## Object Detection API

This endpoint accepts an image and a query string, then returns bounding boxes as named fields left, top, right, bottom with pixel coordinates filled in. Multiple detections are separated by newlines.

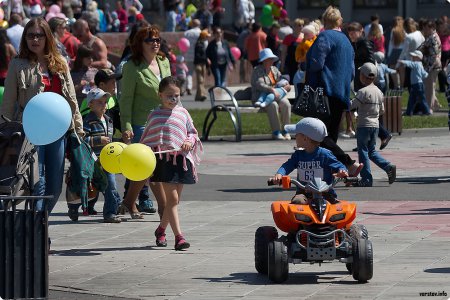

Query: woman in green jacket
left=119, top=25, right=171, bottom=217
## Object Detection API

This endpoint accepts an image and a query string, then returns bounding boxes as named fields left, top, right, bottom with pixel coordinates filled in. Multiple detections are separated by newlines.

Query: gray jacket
left=250, top=64, right=284, bottom=103
left=0, top=58, right=84, bottom=136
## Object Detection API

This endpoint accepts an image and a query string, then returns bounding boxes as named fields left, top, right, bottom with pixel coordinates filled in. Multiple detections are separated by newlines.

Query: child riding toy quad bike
left=255, top=175, right=373, bottom=283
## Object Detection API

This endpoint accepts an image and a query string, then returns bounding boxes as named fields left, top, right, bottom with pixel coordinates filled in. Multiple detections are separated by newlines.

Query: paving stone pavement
left=43, top=127, right=450, bottom=300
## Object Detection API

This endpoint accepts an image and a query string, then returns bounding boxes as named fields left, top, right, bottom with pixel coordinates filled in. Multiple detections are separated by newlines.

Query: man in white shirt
left=183, top=19, right=202, bottom=95
left=6, top=14, right=24, bottom=53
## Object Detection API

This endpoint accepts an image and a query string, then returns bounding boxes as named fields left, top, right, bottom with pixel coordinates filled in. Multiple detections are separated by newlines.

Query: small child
left=80, top=69, right=121, bottom=135
left=397, top=50, right=430, bottom=116
left=373, top=51, right=397, bottom=94
left=350, top=62, right=396, bottom=187
left=295, top=24, right=317, bottom=69
left=83, top=88, right=123, bottom=223
left=269, top=118, right=348, bottom=204
left=110, top=11, right=120, bottom=32
left=176, top=55, right=189, bottom=95
left=140, top=76, right=203, bottom=250
left=254, top=75, right=291, bottom=108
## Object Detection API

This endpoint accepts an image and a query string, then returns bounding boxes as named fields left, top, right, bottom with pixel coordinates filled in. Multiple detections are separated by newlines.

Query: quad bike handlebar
left=268, top=176, right=359, bottom=193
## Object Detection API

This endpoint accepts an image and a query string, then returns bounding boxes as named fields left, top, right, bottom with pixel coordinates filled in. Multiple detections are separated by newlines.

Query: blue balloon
left=23, top=92, right=72, bottom=145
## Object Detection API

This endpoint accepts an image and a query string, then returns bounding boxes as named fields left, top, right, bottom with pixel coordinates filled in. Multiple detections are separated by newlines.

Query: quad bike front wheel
left=346, top=224, right=369, bottom=274
left=255, top=226, right=278, bottom=274
left=268, top=240, right=289, bottom=283
left=352, top=238, right=373, bottom=283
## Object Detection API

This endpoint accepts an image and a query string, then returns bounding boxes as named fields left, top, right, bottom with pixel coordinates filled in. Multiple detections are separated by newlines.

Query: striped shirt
left=140, top=106, right=203, bottom=178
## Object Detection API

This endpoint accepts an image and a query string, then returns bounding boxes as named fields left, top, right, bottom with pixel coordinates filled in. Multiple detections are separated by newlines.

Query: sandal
left=174, top=235, right=190, bottom=251
left=120, top=203, right=144, bottom=219
left=155, top=228, right=167, bottom=247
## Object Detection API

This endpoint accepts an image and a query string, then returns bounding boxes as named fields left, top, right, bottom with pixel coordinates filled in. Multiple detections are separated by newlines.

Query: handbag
left=292, top=85, right=331, bottom=120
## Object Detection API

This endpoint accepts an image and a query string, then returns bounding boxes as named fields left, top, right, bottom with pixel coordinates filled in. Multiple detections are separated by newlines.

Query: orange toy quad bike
left=255, top=176, right=373, bottom=283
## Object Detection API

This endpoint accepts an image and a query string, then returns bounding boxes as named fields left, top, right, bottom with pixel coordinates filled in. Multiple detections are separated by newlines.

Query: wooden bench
left=201, top=86, right=296, bottom=142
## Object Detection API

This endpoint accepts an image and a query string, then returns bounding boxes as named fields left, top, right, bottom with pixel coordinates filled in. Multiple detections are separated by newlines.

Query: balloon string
left=153, top=148, right=182, bottom=154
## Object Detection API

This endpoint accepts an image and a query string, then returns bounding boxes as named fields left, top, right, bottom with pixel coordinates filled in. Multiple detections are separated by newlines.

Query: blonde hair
left=293, top=18, right=305, bottom=27
left=19, top=17, right=68, bottom=74
left=322, top=6, right=342, bottom=29
left=368, top=22, right=382, bottom=39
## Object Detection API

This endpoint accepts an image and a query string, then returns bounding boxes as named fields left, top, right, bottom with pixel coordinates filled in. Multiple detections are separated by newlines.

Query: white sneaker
left=272, top=133, right=285, bottom=140
left=347, top=130, right=356, bottom=138
left=260, top=102, right=267, bottom=108
left=339, top=132, right=350, bottom=139
left=254, top=101, right=262, bottom=107
left=283, top=133, right=291, bottom=140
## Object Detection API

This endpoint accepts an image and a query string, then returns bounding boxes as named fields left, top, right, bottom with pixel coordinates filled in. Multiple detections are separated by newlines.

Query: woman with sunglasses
left=0, top=17, right=84, bottom=214
left=119, top=25, right=171, bottom=218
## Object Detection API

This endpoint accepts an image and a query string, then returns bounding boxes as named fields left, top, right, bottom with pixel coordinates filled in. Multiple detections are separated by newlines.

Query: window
left=297, top=0, right=340, bottom=9
left=353, top=0, right=397, bottom=8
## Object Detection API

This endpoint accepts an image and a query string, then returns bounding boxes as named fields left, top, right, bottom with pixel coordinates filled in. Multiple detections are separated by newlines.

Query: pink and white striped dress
left=140, top=106, right=203, bottom=180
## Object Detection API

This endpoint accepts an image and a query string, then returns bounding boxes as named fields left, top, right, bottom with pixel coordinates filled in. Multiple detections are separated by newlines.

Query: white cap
left=284, top=118, right=328, bottom=142
left=86, top=88, right=111, bottom=104
left=410, top=50, right=423, bottom=60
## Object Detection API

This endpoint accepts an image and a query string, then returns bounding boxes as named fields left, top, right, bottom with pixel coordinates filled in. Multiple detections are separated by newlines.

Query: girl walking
left=140, top=76, right=203, bottom=250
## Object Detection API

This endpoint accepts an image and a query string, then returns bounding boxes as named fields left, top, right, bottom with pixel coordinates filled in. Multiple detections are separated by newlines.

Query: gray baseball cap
left=86, top=88, right=111, bottom=105
left=284, top=117, right=328, bottom=142
left=359, top=62, right=378, bottom=78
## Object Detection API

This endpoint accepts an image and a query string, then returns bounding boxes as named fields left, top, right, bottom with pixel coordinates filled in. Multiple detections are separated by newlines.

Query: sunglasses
left=26, top=33, right=46, bottom=40
left=144, top=37, right=161, bottom=44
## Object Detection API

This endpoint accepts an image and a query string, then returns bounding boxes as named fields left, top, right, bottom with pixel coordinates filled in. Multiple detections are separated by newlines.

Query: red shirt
left=282, top=34, right=302, bottom=47
left=42, top=74, right=62, bottom=94
left=61, top=31, right=80, bottom=60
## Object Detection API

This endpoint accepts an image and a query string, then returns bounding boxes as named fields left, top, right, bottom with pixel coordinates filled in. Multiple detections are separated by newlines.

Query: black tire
left=352, top=238, right=374, bottom=283
left=346, top=224, right=369, bottom=274
left=349, top=224, right=369, bottom=240
left=268, top=240, right=289, bottom=283
left=255, top=226, right=278, bottom=274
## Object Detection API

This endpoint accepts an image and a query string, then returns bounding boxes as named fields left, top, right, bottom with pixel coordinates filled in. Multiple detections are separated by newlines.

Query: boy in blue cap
left=269, top=117, right=348, bottom=204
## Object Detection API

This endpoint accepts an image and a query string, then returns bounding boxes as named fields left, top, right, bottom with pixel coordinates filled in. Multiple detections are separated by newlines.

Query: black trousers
left=320, top=97, right=355, bottom=167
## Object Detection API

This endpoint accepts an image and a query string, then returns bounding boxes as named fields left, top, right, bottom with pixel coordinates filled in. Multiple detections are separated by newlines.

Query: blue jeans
left=356, top=127, right=392, bottom=186
left=405, top=83, right=430, bottom=115
left=211, top=64, right=227, bottom=87
left=123, top=125, right=151, bottom=205
left=103, top=171, right=121, bottom=218
left=257, top=87, right=287, bottom=106
left=35, top=135, right=66, bottom=213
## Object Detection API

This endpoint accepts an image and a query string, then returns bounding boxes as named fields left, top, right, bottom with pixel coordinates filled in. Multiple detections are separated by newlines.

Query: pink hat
left=273, top=0, right=283, bottom=7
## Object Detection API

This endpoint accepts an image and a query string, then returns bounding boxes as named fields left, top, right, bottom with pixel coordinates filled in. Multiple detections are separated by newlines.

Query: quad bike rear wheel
left=346, top=224, right=369, bottom=274
left=255, top=226, right=278, bottom=274
left=268, top=240, right=289, bottom=283
left=352, top=238, right=373, bottom=283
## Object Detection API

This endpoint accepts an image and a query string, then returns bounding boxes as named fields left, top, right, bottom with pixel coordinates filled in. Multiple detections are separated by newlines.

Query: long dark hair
left=0, top=29, right=9, bottom=70
left=72, top=45, right=93, bottom=72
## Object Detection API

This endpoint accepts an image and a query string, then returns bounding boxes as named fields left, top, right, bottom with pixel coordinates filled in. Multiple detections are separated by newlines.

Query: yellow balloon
left=119, top=143, right=156, bottom=181
left=99, top=142, right=127, bottom=174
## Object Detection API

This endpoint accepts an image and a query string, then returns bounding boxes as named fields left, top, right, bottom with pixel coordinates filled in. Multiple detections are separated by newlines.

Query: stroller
left=0, top=117, right=39, bottom=202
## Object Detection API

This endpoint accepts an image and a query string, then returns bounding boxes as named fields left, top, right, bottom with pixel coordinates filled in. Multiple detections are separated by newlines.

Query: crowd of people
left=0, top=0, right=449, bottom=250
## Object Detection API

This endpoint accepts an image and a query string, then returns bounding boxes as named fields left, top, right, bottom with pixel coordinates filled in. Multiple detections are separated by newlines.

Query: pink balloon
left=177, top=38, right=190, bottom=53
left=230, top=47, right=241, bottom=60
